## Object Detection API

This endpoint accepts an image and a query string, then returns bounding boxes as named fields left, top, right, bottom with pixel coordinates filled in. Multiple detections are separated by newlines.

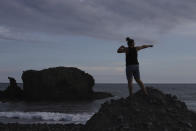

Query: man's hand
left=120, top=45, right=125, bottom=49
left=117, top=45, right=126, bottom=53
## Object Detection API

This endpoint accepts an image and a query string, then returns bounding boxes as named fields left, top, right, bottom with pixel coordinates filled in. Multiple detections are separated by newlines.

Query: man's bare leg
left=128, top=78, right=133, bottom=96
left=135, top=79, right=148, bottom=95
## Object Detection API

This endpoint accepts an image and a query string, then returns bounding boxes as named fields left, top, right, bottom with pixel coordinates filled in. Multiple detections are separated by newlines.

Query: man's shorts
left=126, top=65, right=140, bottom=80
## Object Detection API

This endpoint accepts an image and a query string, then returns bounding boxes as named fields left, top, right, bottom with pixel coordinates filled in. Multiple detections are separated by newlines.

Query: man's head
left=126, top=37, right=135, bottom=47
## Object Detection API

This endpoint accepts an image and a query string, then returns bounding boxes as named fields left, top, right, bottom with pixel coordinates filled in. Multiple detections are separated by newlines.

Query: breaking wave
left=0, top=111, right=94, bottom=124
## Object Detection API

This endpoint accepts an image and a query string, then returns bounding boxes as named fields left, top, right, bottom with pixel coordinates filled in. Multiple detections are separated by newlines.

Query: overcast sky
left=1, top=0, right=196, bottom=83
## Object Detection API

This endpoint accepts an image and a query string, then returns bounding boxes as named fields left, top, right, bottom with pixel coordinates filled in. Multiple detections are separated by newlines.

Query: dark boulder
left=0, top=77, right=23, bottom=100
left=84, top=87, right=196, bottom=131
left=22, top=67, right=112, bottom=100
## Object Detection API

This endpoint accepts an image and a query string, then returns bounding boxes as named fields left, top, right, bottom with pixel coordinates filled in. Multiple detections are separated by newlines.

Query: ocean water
left=0, top=83, right=195, bottom=124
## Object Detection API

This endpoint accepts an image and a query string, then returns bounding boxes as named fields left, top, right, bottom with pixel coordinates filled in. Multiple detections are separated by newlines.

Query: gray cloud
left=0, top=0, right=196, bottom=42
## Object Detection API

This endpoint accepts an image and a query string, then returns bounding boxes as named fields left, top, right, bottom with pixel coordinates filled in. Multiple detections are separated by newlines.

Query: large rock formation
left=22, top=67, right=112, bottom=100
left=84, top=87, right=196, bottom=131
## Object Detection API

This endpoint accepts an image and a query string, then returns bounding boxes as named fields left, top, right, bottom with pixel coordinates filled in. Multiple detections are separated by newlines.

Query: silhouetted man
left=117, top=37, right=153, bottom=96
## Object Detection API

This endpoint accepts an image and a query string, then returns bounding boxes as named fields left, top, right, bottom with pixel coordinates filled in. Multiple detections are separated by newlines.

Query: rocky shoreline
left=0, top=87, right=195, bottom=131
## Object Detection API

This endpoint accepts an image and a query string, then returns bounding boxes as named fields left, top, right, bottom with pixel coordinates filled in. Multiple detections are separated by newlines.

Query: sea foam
left=0, top=111, right=94, bottom=124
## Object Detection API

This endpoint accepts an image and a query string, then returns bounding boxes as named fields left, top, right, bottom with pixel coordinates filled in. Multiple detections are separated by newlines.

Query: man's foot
left=129, top=91, right=133, bottom=97
left=127, top=94, right=134, bottom=100
left=144, top=90, right=148, bottom=96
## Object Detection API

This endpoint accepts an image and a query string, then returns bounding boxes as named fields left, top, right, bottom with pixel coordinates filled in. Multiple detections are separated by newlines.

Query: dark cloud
left=0, top=0, right=196, bottom=42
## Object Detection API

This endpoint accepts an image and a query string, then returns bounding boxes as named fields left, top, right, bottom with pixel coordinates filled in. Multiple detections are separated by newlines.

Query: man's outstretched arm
left=136, top=45, right=153, bottom=51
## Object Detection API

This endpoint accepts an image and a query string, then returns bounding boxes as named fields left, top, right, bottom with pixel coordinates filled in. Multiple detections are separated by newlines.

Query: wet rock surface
left=84, top=87, right=196, bottom=131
